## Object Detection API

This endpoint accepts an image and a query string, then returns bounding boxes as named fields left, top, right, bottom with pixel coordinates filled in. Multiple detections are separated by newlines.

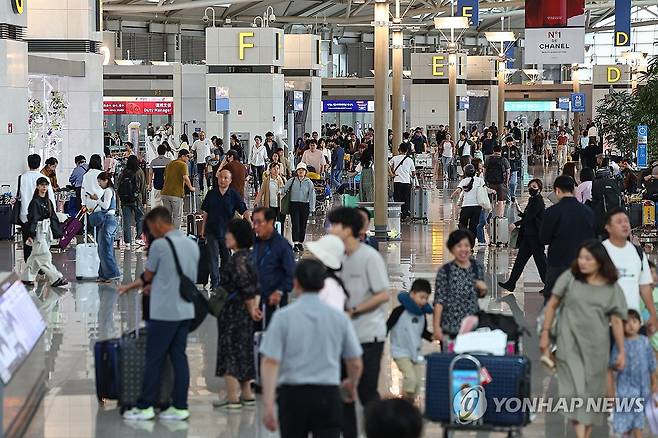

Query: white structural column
left=0, top=3, right=28, bottom=187
left=391, top=29, right=403, bottom=155
left=448, top=52, right=457, bottom=139
left=373, top=0, right=389, bottom=238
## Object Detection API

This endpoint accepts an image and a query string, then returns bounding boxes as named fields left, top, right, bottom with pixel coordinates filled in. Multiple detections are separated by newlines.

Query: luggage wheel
left=76, top=276, right=82, bottom=280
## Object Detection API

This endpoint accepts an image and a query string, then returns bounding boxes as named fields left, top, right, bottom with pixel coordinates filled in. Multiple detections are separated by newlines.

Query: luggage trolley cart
left=414, top=153, right=434, bottom=188
left=426, top=352, right=530, bottom=438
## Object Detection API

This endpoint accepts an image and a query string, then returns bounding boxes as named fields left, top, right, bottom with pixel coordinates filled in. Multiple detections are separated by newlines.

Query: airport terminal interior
left=3, top=0, right=658, bottom=437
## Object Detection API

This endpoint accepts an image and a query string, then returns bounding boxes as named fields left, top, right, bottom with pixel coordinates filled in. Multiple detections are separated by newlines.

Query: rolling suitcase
left=425, top=352, right=531, bottom=426
left=447, top=158, right=459, bottom=181
left=411, top=186, right=429, bottom=223
left=490, top=216, right=509, bottom=247
left=75, top=214, right=100, bottom=280
left=118, top=327, right=174, bottom=413
left=197, top=238, right=210, bottom=286
left=253, top=303, right=268, bottom=386
left=0, top=204, right=13, bottom=240
left=186, top=193, right=204, bottom=237
left=59, top=209, right=84, bottom=249
left=628, top=203, right=642, bottom=228
left=94, top=338, right=120, bottom=403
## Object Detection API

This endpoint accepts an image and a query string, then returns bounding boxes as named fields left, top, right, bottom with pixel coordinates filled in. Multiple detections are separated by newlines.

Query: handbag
left=280, top=179, right=293, bottom=216
left=208, top=286, right=237, bottom=318
left=164, top=237, right=209, bottom=332
left=476, top=183, right=491, bottom=210
left=11, top=175, right=21, bottom=225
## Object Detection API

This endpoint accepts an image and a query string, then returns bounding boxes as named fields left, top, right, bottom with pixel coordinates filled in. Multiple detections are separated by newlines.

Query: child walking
left=609, top=309, right=657, bottom=438
left=386, top=279, right=433, bottom=402
left=22, top=177, right=68, bottom=287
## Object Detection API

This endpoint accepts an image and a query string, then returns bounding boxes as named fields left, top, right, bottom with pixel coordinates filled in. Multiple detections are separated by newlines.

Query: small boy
left=386, top=279, right=433, bottom=402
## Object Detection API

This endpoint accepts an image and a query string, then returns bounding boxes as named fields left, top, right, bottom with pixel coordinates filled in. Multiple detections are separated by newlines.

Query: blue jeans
left=98, top=214, right=121, bottom=280
left=507, top=171, right=518, bottom=202
left=476, top=209, right=487, bottom=243
left=331, top=168, right=343, bottom=189
left=138, top=319, right=190, bottom=410
left=121, top=204, right=144, bottom=243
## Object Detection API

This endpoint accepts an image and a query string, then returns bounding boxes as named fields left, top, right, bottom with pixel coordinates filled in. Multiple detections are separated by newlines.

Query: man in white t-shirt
left=191, top=131, right=212, bottom=192
left=388, top=142, right=416, bottom=220
left=603, top=208, right=657, bottom=333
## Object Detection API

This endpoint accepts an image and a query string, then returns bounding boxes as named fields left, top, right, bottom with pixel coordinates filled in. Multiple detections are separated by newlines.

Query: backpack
left=591, top=177, right=622, bottom=214
left=118, top=170, right=139, bottom=204
left=485, top=156, right=505, bottom=185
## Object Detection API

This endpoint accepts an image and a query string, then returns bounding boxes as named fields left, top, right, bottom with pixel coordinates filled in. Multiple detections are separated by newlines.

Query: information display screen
left=322, top=100, right=374, bottom=113
left=293, top=91, right=304, bottom=112
left=0, top=279, right=46, bottom=384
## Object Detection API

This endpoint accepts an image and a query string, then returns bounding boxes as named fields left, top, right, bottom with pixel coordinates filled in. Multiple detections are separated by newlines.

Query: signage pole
left=223, top=111, right=230, bottom=148
left=573, top=68, right=581, bottom=148
left=373, top=1, right=390, bottom=240
left=392, top=28, right=403, bottom=156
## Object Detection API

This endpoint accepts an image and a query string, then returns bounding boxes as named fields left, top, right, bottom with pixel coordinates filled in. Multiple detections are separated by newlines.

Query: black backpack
left=592, top=177, right=622, bottom=213
left=118, top=170, right=139, bottom=204
left=485, top=157, right=505, bottom=185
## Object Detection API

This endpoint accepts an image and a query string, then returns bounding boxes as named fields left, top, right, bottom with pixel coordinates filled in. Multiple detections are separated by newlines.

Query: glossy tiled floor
left=13, top=164, right=613, bottom=437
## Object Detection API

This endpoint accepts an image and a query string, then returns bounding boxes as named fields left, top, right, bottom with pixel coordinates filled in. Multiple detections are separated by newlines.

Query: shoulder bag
left=11, top=175, right=22, bottom=225
left=280, top=178, right=294, bottom=216
left=475, top=179, right=491, bottom=210
left=164, top=237, right=209, bottom=332
left=208, top=286, right=237, bottom=318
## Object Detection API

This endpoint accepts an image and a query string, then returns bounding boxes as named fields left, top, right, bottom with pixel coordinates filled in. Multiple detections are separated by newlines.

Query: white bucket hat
left=306, top=235, right=345, bottom=270
left=295, top=162, right=308, bottom=172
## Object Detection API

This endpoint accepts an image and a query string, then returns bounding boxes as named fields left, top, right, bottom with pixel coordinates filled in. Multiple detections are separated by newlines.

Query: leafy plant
left=594, top=90, right=636, bottom=158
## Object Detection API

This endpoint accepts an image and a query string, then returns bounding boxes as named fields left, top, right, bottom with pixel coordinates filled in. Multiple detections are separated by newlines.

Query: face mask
left=529, top=187, right=539, bottom=196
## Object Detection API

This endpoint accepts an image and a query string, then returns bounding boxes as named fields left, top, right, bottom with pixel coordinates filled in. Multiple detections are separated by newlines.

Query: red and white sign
left=103, top=100, right=174, bottom=115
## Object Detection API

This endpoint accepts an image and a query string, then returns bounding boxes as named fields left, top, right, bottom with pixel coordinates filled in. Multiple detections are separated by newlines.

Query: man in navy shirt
left=201, top=169, right=250, bottom=290
left=252, top=207, right=295, bottom=328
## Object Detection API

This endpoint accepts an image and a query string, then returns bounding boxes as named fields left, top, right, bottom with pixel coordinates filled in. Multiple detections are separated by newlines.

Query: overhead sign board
left=615, top=0, right=631, bottom=47
left=457, top=0, right=479, bottom=27
left=293, top=91, right=304, bottom=112
left=322, top=100, right=374, bottom=113
left=104, top=98, right=174, bottom=115
left=524, top=0, right=585, bottom=64
left=558, top=97, right=570, bottom=110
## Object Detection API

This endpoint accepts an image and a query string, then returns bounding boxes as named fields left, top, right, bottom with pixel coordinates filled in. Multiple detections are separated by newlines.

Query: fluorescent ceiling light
left=146, top=0, right=159, bottom=3
left=213, top=3, right=231, bottom=7
left=434, top=16, right=469, bottom=30
left=484, top=31, right=516, bottom=42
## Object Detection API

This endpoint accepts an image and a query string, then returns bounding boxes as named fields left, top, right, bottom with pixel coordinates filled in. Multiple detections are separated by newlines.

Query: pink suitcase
left=59, top=210, right=84, bottom=249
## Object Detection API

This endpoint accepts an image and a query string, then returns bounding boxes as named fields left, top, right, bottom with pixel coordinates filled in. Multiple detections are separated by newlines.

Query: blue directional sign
left=571, top=93, right=586, bottom=113
left=638, top=124, right=648, bottom=168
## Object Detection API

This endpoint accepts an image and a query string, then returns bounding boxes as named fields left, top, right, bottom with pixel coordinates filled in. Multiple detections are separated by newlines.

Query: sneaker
left=240, top=398, right=256, bottom=407
left=213, top=399, right=242, bottom=410
left=123, top=407, right=155, bottom=421
left=51, top=278, right=68, bottom=288
left=296, top=243, right=305, bottom=252
left=158, top=406, right=190, bottom=421
left=135, top=239, right=146, bottom=247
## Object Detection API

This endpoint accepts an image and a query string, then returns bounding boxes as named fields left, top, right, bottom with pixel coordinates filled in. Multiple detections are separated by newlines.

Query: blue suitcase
left=94, top=339, right=120, bottom=403
left=425, top=353, right=531, bottom=426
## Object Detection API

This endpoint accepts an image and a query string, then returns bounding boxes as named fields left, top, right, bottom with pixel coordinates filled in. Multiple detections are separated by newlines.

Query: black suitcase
left=94, top=339, right=120, bottom=403
left=448, top=159, right=459, bottom=181
left=197, top=239, right=210, bottom=286
left=0, top=204, right=14, bottom=240
left=118, top=327, right=174, bottom=413
left=628, top=203, right=642, bottom=228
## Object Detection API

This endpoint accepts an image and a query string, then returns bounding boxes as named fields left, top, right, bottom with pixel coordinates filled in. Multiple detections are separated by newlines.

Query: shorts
left=489, top=183, right=508, bottom=201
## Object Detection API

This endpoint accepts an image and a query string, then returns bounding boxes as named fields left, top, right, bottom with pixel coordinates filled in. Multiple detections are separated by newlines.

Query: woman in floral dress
left=214, top=219, right=262, bottom=410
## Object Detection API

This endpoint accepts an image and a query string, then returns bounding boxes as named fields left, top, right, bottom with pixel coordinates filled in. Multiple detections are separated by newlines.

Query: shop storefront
left=103, top=97, right=174, bottom=149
